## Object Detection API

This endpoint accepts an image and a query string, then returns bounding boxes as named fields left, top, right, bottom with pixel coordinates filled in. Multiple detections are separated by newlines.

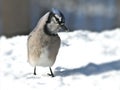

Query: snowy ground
left=0, top=28, right=120, bottom=90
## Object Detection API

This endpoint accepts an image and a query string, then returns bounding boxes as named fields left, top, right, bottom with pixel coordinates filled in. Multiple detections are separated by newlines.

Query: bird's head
left=45, top=8, right=68, bottom=35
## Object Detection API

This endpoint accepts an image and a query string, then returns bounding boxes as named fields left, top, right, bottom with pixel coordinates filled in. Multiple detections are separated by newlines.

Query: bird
left=27, top=8, right=68, bottom=77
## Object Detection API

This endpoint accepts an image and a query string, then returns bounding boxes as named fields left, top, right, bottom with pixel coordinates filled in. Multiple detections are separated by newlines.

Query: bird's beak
left=60, top=24, right=69, bottom=32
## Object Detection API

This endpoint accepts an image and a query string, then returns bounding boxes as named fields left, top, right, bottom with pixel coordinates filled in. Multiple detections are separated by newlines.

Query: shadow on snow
left=55, top=59, right=120, bottom=77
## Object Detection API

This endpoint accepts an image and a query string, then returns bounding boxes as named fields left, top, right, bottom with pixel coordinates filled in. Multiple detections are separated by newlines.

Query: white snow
left=0, top=28, right=120, bottom=90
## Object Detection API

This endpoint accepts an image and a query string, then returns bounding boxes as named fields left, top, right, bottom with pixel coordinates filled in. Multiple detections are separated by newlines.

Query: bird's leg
left=48, top=67, right=54, bottom=77
left=34, top=66, right=36, bottom=75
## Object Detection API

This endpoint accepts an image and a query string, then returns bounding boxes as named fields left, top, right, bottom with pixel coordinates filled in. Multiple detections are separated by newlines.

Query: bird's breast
left=37, top=46, right=54, bottom=67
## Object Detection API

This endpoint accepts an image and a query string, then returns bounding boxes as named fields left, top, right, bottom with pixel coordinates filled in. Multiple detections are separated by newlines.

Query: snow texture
left=0, top=28, right=120, bottom=90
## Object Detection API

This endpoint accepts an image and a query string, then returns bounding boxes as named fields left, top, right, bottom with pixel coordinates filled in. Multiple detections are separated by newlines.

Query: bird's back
left=27, top=12, right=61, bottom=67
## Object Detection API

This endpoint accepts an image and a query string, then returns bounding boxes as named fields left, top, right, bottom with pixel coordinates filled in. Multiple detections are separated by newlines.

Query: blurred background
left=0, top=0, right=120, bottom=37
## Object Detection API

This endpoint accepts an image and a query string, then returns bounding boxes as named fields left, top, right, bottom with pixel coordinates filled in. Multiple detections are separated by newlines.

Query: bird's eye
left=53, top=15, right=62, bottom=25
left=54, top=16, right=59, bottom=22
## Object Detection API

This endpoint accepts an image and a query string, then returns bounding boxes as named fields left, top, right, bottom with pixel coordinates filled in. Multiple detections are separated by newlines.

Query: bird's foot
left=47, top=73, right=54, bottom=77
